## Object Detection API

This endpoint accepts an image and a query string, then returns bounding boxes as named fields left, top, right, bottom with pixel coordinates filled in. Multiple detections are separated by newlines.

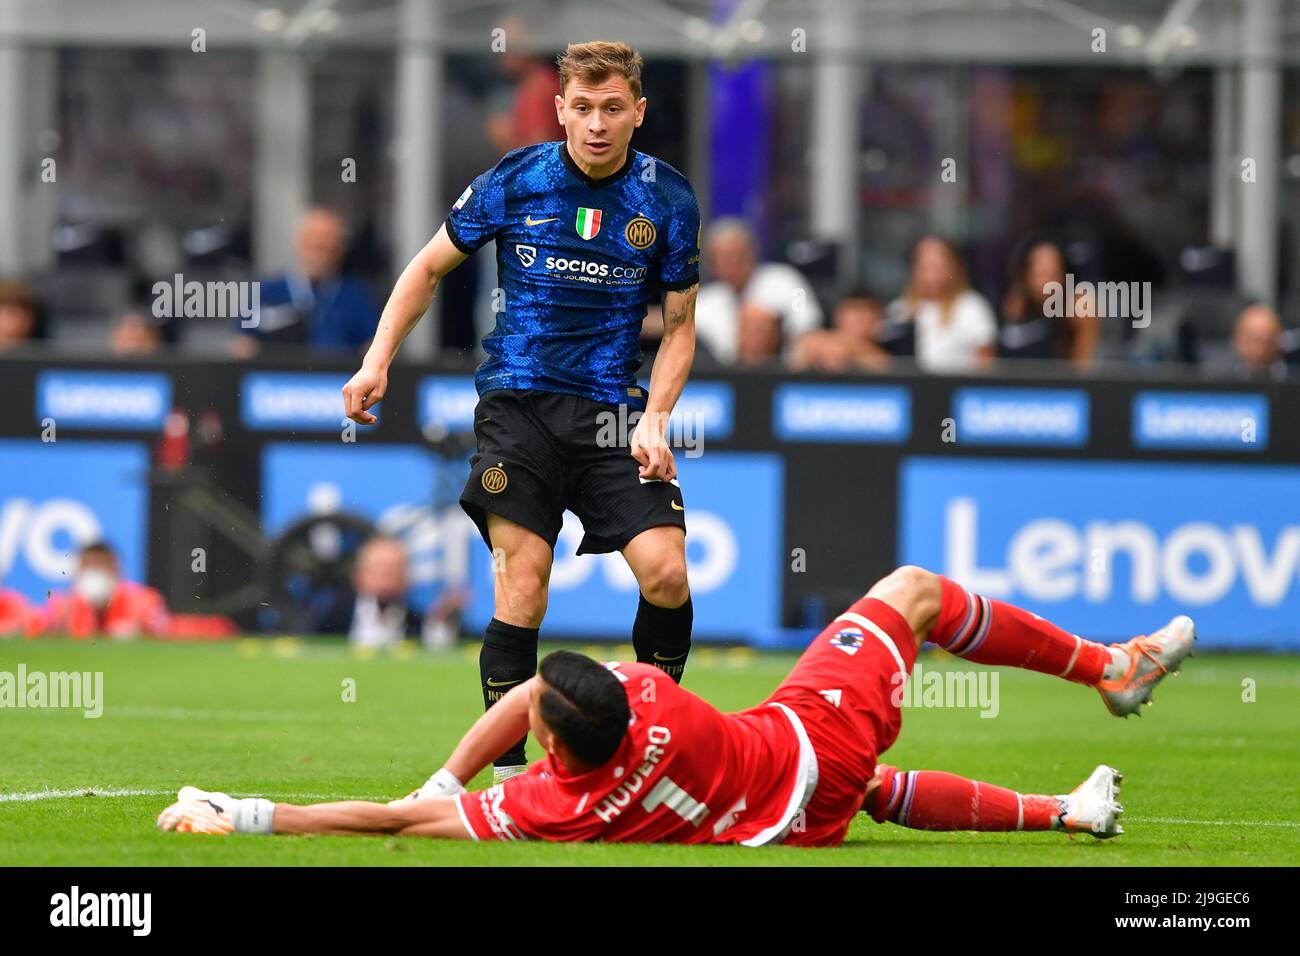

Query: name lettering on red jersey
left=593, top=737, right=668, bottom=824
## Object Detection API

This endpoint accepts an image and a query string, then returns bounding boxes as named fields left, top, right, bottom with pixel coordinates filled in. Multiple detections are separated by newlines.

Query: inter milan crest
left=830, top=626, right=864, bottom=656
left=624, top=216, right=656, bottom=250
left=575, top=207, right=602, bottom=240
left=481, top=463, right=508, bottom=494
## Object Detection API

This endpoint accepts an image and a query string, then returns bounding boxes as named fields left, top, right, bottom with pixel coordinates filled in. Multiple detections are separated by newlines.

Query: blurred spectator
left=233, top=208, right=380, bottom=357
left=311, top=535, right=465, bottom=650
left=109, top=310, right=164, bottom=356
left=999, top=239, right=1098, bottom=370
left=0, top=585, right=41, bottom=638
left=312, top=536, right=417, bottom=647
left=639, top=303, right=719, bottom=369
left=696, top=218, right=823, bottom=364
left=488, top=17, right=562, bottom=152
left=735, top=302, right=783, bottom=366
left=892, top=235, right=996, bottom=373
left=43, top=541, right=170, bottom=639
left=790, top=288, right=891, bottom=374
left=1218, top=304, right=1289, bottom=381
left=0, top=280, right=45, bottom=352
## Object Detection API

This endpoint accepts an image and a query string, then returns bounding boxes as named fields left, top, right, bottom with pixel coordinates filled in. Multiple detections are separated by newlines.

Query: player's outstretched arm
left=343, top=225, right=468, bottom=424
left=271, top=796, right=471, bottom=839
left=157, top=787, right=472, bottom=839
left=394, top=676, right=537, bottom=803
left=632, top=283, right=697, bottom=481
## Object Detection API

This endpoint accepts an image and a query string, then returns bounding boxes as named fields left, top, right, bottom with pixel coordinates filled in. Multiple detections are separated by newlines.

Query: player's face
left=529, top=678, right=591, bottom=773
left=555, top=75, right=645, bottom=175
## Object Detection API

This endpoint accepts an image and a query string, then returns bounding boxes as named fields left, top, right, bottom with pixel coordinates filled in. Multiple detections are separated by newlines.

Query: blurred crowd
left=6, top=31, right=1294, bottom=382
left=654, top=222, right=1300, bottom=381
left=3, top=209, right=1298, bottom=382
left=0, top=536, right=464, bottom=648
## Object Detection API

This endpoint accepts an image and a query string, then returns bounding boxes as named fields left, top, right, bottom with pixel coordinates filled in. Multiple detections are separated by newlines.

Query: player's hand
left=342, top=365, right=387, bottom=425
left=630, top=411, right=676, bottom=482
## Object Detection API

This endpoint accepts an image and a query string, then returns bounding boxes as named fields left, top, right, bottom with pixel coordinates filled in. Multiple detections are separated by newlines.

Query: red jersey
left=42, top=581, right=170, bottom=639
left=0, top=589, right=42, bottom=637
left=457, top=662, right=816, bottom=845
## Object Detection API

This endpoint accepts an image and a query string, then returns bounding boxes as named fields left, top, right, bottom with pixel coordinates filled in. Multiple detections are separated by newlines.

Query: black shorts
left=459, top=389, right=687, bottom=555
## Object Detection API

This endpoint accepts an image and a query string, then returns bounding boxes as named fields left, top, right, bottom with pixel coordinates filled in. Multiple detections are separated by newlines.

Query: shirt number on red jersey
left=642, top=776, right=709, bottom=827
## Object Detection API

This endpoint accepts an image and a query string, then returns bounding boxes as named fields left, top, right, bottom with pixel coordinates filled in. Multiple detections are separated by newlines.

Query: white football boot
left=1057, top=765, right=1124, bottom=839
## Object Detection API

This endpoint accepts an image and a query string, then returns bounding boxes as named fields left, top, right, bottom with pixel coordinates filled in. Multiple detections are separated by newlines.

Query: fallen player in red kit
left=157, top=564, right=1194, bottom=846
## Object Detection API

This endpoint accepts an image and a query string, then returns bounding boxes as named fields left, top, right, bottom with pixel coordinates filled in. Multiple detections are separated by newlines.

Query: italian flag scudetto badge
left=575, top=207, right=602, bottom=240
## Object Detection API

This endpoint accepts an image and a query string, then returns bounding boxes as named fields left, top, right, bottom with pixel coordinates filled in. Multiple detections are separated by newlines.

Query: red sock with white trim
left=931, top=576, right=1118, bottom=686
left=868, top=764, right=1066, bottom=832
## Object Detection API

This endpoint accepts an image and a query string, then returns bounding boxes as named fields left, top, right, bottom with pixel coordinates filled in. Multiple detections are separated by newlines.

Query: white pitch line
left=0, top=787, right=172, bottom=803
left=0, top=787, right=386, bottom=804
left=1132, top=817, right=1300, bottom=828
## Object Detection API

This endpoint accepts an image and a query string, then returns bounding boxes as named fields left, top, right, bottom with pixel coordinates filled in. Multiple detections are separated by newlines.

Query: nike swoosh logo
left=525, top=216, right=558, bottom=226
left=670, top=500, right=684, bottom=511
left=653, top=651, right=687, bottom=662
left=485, top=677, right=522, bottom=688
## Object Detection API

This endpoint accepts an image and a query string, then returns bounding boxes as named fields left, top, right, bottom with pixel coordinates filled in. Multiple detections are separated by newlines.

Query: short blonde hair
left=556, top=41, right=643, bottom=100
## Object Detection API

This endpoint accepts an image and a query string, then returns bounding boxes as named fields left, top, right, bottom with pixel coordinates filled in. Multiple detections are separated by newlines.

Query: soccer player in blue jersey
left=343, top=41, right=701, bottom=781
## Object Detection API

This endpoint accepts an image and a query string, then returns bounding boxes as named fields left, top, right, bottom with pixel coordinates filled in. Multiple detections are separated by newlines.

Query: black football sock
left=480, top=617, right=539, bottom=768
left=632, top=593, right=693, bottom=683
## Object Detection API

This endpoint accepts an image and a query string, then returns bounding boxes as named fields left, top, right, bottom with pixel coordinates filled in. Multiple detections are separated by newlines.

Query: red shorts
left=765, top=596, right=918, bottom=847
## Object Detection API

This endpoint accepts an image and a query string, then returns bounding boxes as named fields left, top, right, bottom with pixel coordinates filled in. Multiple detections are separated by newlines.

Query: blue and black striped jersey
left=445, top=140, right=700, bottom=409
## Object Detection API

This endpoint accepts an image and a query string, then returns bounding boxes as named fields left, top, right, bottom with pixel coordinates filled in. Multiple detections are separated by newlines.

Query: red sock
left=931, top=576, right=1109, bottom=685
left=869, top=765, right=1064, bottom=832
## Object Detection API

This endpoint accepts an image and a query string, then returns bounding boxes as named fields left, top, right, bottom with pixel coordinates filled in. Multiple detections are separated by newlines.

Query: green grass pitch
left=1, top=637, right=1297, bottom=866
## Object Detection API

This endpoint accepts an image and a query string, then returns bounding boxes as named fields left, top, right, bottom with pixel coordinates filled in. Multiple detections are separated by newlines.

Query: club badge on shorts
left=482, top=463, right=508, bottom=494
left=831, top=626, right=864, bottom=655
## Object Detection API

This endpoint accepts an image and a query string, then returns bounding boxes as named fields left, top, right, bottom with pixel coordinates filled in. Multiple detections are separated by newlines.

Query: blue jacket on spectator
left=241, top=272, right=379, bottom=350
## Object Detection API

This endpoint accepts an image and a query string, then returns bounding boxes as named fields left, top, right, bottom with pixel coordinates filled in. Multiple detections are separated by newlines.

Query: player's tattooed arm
left=662, top=283, right=698, bottom=334
left=344, top=225, right=468, bottom=424
left=633, top=283, right=697, bottom=482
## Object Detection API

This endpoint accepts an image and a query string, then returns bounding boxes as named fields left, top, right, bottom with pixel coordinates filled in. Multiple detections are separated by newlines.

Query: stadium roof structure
left=2, top=0, right=1299, bottom=67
